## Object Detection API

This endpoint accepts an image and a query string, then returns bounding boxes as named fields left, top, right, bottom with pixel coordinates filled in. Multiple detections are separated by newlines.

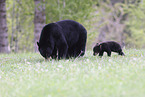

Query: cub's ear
left=96, top=43, right=100, bottom=46
left=37, top=42, right=40, bottom=47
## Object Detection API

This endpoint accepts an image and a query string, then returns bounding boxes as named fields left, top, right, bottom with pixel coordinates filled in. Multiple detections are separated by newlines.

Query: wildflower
left=27, top=62, right=31, bottom=65
left=72, top=64, right=77, bottom=66
left=58, top=65, right=63, bottom=68
left=98, top=66, right=102, bottom=70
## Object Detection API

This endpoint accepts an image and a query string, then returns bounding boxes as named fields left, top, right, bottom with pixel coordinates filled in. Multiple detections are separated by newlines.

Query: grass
left=0, top=49, right=145, bottom=97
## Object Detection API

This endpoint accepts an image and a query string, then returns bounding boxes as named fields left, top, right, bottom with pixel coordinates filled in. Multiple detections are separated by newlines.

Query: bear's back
left=56, top=20, right=86, bottom=33
left=105, top=41, right=121, bottom=51
left=56, top=20, right=87, bottom=44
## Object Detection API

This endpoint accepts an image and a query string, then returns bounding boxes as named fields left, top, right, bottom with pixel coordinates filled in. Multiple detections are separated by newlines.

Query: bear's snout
left=93, top=52, right=98, bottom=56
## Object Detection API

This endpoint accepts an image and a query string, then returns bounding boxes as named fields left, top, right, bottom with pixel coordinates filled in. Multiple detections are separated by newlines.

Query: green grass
left=0, top=49, right=145, bottom=97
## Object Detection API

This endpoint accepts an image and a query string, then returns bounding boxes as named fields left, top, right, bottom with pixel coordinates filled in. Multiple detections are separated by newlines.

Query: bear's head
left=93, top=43, right=101, bottom=56
left=37, top=42, right=53, bottom=59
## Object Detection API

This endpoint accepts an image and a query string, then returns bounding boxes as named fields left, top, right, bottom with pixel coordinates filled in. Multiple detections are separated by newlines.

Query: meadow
left=0, top=49, right=145, bottom=97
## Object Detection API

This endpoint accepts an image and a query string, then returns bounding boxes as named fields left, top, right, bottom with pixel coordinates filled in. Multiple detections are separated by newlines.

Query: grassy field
left=0, top=49, right=145, bottom=97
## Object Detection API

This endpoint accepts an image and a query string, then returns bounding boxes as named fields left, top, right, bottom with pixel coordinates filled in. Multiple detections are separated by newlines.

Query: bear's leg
left=69, top=43, right=83, bottom=58
left=107, top=51, right=111, bottom=57
left=54, top=32, right=68, bottom=59
left=73, top=47, right=80, bottom=57
left=73, top=46, right=84, bottom=58
left=57, top=43, right=68, bottom=59
left=75, top=33, right=87, bottom=57
left=66, top=50, right=70, bottom=59
left=67, top=46, right=76, bottom=58
left=79, top=42, right=86, bottom=57
left=66, top=48, right=72, bottom=58
left=106, top=48, right=111, bottom=56
left=118, top=50, right=125, bottom=56
left=99, top=51, right=104, bottom=57
left=51, top=46, right=57, bottom=59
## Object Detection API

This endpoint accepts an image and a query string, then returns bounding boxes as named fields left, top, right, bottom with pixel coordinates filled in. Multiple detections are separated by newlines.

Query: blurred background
left=0, top=0, right=145, bottom=53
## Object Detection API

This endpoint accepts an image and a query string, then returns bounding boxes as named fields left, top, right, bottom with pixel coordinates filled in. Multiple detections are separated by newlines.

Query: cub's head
left=37, top=42, right=52, bottom=59
left=93, top=43, right=101, bottom=56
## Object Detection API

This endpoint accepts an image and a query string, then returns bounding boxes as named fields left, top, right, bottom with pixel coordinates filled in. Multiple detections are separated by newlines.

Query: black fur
left=93, top=41, right=125, bottom=57
left=37, top=20, right=87, bottom=59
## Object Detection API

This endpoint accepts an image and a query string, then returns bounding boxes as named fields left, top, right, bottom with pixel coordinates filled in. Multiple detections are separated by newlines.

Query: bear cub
left=93, top=41, right=125, bottom=57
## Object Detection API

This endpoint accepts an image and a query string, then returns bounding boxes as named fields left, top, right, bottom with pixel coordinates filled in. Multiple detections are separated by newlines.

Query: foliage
left=6, top=0, right=94, bottom=52
left=0, top=50, right=145, bottom=97
left=5, top=0, right=145, bottom=53
left=45, top=0, right=94, bottom=23
left=88, top=0, right=145, bottom=49
left=124, top=1, right=145, bottom=48
left=6, top=0, right=35, bottom=52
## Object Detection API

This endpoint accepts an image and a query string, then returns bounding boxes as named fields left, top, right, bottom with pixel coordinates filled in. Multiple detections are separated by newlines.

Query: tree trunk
left=34, top=0, right=46, bottom=52
left=0, top=0, right=9, bottom=53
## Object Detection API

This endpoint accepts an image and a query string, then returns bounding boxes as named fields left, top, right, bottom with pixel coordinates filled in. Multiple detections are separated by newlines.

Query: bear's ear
left=96, top=43, right=100, bottom=46
left=37, top=42, right=40, bottom=47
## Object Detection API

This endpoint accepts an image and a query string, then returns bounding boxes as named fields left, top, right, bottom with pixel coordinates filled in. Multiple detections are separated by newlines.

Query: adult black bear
left=37, top=20, right=87, bottom=59
left=93, top=41, right=125, bottom=57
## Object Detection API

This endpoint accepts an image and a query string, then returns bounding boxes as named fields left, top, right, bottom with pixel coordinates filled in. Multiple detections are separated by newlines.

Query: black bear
left=93, top=41, right=125, bottom=57
left=37, top=20, right=87, bottom=59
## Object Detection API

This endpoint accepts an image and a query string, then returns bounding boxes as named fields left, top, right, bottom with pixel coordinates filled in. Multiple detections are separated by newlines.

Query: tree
left=34, top=0, right=46, bottom=52
left=0, top=0, right=9, bottom=53
left=124, top=0, right=145, bottom=48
